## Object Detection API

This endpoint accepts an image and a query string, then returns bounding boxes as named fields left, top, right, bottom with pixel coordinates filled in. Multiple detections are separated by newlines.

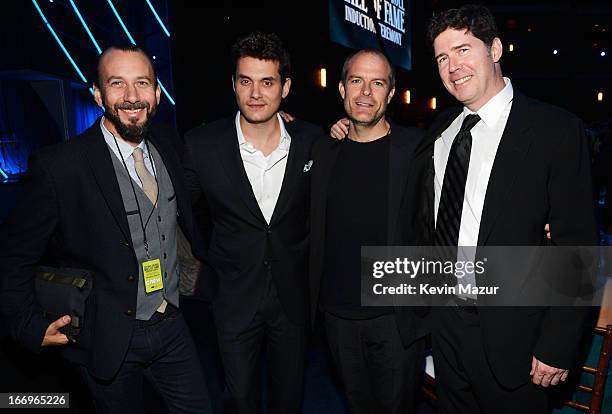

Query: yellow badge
left=142, top=259, right=164, bottom=293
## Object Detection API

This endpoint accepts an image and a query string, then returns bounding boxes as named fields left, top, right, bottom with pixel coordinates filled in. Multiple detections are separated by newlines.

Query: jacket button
left=125, top=309, right=134, bottom=316
left=127, top=275, right=136, bottom=283
left=121, top=241, right=130, bottom=247
left=263, top=260, right=269, bottom=266
left=267, top=230, right=272, bottom=235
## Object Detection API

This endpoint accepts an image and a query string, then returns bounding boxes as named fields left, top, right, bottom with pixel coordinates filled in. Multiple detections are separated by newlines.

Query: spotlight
left=404, top=90, right=411, bottom=104
left=553, top=49, right=559, bottom=55
left=319, top=68, right=327, bottom=88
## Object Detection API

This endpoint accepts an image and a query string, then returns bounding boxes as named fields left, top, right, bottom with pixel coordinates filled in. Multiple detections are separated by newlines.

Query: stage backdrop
left=329, top=0, right=412, bottom=70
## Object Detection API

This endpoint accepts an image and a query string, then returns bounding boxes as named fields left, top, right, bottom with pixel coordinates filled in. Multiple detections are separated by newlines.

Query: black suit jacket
left=402, top=90, right=597, bottom=388
left=309, top=123, right=425, bottom=346
left=0, top=119, right=200, bottom=381
left=183, top=117, right=321, bottom=331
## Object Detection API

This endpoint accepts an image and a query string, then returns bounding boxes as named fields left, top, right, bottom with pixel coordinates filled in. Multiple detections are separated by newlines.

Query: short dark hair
left=95, top=44, right=157, bottom=88
left=427, top=4, right=499, bottom=48
left=231, top=32, right=291, bottom=82
left=340, top=48, right=395, bottom=87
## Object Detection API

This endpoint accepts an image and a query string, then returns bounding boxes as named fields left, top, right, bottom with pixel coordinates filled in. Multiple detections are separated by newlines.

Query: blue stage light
left=105, top=0, right=136, bottom=45
left=31, top=0, right=88, bottom=83
left=69, top=0, right=102, bottom=54
left=105, top=0, right=175, bottom=106
left=157, top=78, right=175, bottom=106
left=0, top=168, right=8, bottom=180
left=145, top=0, right=170, bottom=37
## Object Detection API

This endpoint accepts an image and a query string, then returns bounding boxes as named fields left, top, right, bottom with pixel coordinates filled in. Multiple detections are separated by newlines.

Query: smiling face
left=233, top=56, right=291, bottom=125
left=433, top=28, right=504, bottom=112
left=93, top=49, right=160, bottom=144
left=339, top=52, right=395, bottom=127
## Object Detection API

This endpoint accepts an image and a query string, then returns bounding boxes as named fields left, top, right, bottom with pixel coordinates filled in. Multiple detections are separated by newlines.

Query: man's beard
left=103, top=99, right=156, bottom=144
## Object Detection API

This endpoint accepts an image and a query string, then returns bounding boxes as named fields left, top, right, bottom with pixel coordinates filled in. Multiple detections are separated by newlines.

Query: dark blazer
left=309, top=122, right=425, bottom=346
left=402, top=90, right=597, bottom=388
left=183, top=117, right=321, bottom=331
left=0, top=119, right=200, bottom=381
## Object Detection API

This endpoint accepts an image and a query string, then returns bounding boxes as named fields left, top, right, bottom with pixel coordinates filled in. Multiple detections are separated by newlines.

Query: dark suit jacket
left=402, top=90, right=597, bottom=388
left=309, top=122, right=425, bottom=347
left=183, top=117, right=321, bottom=331
left=0, top=119, right=200, bottom=380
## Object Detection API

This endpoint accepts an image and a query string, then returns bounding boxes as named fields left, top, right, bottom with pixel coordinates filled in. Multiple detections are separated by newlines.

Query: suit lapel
left=269, top=133, right=304, bottom=225
left=387, top=130, right=416, bottom=243
left=215, top=122, right=267, bottom=225
left=80, top=122, right=132, bottom=243
left=147, top=131, right=188, bottom=224
left=478, top=91, right=533, bottom=244
left=421, top=108, right=462, bottom=238
left=313, top=140, right=341, bottom=228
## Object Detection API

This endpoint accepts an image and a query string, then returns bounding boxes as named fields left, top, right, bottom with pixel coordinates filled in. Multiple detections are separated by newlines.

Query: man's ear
left=93, top=84, right=103, bottom=108
left=155, top=84, right=161, bottom=105
left=281, top=78, right=292, bottom=99
left=231, top=76, right=236, bottom=93
left=338, top=81, right=346, bottom=100
left=491, top=37, right=503, bottom=63
left=387, top=86, right=396, bottom=103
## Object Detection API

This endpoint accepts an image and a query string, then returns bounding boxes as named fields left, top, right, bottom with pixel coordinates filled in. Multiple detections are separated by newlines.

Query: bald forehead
left=97, top=49, right=155, bottom=84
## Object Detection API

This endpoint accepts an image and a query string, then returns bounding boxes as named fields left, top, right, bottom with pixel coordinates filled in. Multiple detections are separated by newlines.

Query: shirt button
left=158, top=216, right=162, bottom=222
left=162, top=235, right=166, bottom=241
left=164, top=272, right=167, bottom=278
left=163, top=253, right=167, bottom=259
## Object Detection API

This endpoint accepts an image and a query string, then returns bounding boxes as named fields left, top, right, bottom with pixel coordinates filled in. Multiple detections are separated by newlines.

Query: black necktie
left=434, top=114, right=481, bottom=247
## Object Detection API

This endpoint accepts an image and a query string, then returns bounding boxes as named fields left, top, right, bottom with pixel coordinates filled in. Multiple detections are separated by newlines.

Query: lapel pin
left=303, top=160, right=313, bottom=172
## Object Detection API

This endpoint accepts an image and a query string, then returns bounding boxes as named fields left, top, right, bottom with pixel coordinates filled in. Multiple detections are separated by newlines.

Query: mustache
left=115, top=101, right=149, bottom=111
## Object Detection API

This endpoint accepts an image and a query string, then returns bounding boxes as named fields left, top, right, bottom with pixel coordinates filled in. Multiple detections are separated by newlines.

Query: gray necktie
left=132, top=147, right=166, bottom=313
left=132, top=147, right=158, bottom=205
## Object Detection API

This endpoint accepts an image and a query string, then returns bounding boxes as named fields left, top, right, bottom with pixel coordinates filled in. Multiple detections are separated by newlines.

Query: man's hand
left=41, top=315, right=71, bottom=347
left=279, top=111, right=295, bottom=123
left=330, top=118, right=350, bottom=140
left=545, top=223, right=551, bottom=240
left=530, top=356, right=568, bottom=387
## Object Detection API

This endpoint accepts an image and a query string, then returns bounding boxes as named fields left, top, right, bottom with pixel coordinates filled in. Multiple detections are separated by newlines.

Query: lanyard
left=111, top=133, right=159, bottom=258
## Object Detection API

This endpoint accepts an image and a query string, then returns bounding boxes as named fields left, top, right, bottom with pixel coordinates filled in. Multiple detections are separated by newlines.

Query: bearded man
left=0, top=45, right=212, bottom=414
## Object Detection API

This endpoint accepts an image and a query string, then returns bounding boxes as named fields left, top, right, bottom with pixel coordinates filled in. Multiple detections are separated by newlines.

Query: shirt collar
left=462, top=77, right=514, bottom=128
left=100, top=117, right=148, bottom=160
left=235, top=111, right=291, bottom=153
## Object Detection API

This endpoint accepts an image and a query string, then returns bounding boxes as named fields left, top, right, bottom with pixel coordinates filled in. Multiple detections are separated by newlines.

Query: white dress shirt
left=434, top=78, right=513, bottom=297
left=100, top=117, right=156, bottom=188
left=235, top=112, right=291, bottom=224
left=434, top=77, right=514, bottom=246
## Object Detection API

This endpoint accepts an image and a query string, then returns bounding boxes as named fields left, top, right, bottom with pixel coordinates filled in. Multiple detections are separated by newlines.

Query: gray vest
left=110, top=143, right=179, bottom=320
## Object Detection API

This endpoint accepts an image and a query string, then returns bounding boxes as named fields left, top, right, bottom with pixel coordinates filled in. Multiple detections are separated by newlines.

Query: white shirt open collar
left=234, top=112, right=291, bottom=154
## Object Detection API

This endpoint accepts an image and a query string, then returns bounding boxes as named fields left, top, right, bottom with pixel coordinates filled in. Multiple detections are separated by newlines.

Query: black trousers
left=324, top=312, right=425, bottom=414
left=215, top=282, right=306, bottom=414
left=432, top=307, right=549, bottom=414
left=80, top=306, right=212, bottom=414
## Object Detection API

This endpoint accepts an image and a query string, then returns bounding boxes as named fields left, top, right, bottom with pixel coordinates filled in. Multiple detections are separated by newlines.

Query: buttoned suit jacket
left=183, top=117, right=321, bottom=332
left=400, top=90, right=597, bottom=388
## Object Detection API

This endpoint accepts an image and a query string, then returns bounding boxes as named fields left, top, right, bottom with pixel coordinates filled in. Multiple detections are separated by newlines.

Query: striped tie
left=434, top=114, right=481, bottom=247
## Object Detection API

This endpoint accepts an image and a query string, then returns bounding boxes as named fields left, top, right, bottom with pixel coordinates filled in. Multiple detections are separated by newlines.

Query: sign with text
left=329, top=0, right=412, bottom=70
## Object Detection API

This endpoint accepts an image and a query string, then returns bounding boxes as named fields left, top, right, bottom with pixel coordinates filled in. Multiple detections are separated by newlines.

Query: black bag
left=34, top=266, right=93, bottom=343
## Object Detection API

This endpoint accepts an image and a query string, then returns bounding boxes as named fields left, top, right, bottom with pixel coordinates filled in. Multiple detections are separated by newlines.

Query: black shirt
left=321, top=134, right=392, bottom=319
